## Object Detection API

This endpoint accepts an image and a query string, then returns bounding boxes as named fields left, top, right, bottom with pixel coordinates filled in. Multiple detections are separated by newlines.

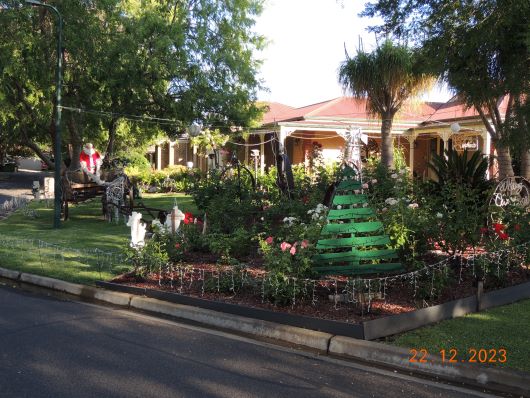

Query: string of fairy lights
left=1, top=234, right=528, bottom=312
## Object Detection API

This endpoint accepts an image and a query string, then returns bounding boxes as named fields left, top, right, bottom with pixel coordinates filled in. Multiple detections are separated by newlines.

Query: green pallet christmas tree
left=312, top=165, right=404, bottom=276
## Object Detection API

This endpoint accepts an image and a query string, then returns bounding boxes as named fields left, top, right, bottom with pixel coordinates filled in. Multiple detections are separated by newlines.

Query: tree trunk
left=67, top=115, right=83, bottom=170
left=105, top=118, right=119, bottom=158
left=493, top=140, right=515, bottom=180
left=24, top=139, right=54, bottom=169
left=380, top=113, right=394, bottom=169
left=520, top=149, right=530, bottom=180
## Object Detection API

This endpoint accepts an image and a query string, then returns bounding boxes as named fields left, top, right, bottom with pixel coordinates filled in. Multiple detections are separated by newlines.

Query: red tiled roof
left=260, top=102, right=295, bottom=124
left=427, top=96, right=510, bottom=122
left=260, top=96, right=509, bottom=127
left=261, top=97, right=445, bottom=125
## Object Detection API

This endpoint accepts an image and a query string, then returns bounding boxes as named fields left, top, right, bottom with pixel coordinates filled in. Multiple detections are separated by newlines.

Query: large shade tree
left=0, top=0, right=265, bottom=169
left=362, top=0, right=530, bottom=179
left=338, top=39, right=434, bottom=169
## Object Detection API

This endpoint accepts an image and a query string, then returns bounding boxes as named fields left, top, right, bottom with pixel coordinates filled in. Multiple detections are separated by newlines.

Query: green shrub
left=206, top=227, right=256, bottom=263
left=428, top=149, right=493, bottom=195
left=120, top=150, right=152, bottom=175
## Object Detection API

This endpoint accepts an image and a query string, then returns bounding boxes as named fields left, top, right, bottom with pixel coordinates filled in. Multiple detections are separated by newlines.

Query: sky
left=254, top=0, right=452, bottom=108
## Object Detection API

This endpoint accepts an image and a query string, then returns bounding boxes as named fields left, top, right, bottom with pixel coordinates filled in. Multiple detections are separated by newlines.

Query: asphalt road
left=0, top=171, right=48, bottom=205
left=0, top=283, right=501, bottom=398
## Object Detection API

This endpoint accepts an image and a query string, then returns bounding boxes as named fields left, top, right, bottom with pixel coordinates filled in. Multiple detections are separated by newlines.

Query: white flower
left=362, top=203, right=369, bottom=208
left=382, top=207, right=388, bottom=212
left=307, top=209, right=314, bottom=214
left=371, top=179, right=378, bottom=184
left=283, top=216, right=297, bottom=226
left=436, top=212, right=443, bottom=219
left=151, top=219, right=169, bottom=234
left=336, top=205, right=342, bottom=210
left=362, top=183, right=369, bottom=189
left=384, top=198, right=399, bottom=206
left=408, top=203, right=419, bottom=209
left=391, top=173, right=398, bottom=179
left=399, top=168, right=407, bottom=175
left=354, top=190, right=360, bottom=194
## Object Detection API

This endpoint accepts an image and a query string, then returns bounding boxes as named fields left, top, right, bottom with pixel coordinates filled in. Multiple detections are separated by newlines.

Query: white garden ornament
left=164, top=205, right=185, bottom=233
left=127, top=211, right=147, bottom=248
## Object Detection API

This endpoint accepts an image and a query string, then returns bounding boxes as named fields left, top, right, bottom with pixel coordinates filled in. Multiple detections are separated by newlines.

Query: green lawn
left=388, top=299, right=530, bottom=373
left=0, top=193, right=196, bottom=285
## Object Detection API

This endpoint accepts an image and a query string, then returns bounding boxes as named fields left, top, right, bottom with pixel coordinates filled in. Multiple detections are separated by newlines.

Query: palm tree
left=339, top=40, right=434, bottom=169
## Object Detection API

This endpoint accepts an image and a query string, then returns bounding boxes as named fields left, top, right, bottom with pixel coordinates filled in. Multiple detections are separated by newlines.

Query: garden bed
left=104, top=257, right=530, bottom=339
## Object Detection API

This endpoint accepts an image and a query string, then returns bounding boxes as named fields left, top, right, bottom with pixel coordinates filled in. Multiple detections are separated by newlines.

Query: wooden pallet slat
left=332, top=194, right=367, bottom=205
left=321, top=221, right=383, bottom=235
left=327, top=207, right=375, bottom=220
left=336, top=180, right=362, bottom=191
left=316, top=235, right=391, bottom=249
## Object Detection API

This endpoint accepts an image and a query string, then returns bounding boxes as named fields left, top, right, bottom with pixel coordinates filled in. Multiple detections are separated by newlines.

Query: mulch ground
left=112, top=251, right=530, bottom=324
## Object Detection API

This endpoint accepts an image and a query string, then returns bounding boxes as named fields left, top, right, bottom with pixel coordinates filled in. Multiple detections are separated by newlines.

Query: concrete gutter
left=1, top=267, right=528, bottom=397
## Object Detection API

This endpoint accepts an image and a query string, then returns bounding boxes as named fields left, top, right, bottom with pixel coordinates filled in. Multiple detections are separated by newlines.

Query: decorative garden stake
left=127, top=212, right=146, bottom=248
left=165, top=205, right=185, bottom=233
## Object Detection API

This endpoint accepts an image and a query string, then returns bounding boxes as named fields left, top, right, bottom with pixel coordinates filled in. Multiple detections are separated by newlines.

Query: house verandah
left=150, top=96, right=501, bottom=179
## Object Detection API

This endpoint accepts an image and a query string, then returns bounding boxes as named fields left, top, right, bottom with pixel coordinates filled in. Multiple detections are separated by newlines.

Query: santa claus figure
left=79, top=143, right=103, bottom=184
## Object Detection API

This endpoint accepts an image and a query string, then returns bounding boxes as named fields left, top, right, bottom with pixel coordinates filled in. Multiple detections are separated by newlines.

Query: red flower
left=265, top=236, right=274, bottom=245
left=183, top=212, right=194, bottom=224
left=480, top=227, right=488, bottom=234
left=301, top=240, right=309, bottom=249
left=493, top=223, right=505, bottom=233
left=514, top=224, right=521, bottom=231
left=175, top=243, right=181, bottom=249
left=498, top=232, right=509, bottom=240
left=290, top=246, right=297, bottom=255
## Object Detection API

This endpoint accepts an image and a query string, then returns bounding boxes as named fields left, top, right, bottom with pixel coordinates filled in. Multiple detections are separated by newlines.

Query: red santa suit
left=80, top=149, right=101, bottom=174
left=79, top=144, right=104, bottom=186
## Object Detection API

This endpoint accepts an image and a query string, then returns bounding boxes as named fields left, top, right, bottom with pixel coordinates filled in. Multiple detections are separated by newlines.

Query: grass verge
left=0, top=193, right=196, bottom=285
left=388, top=299, right=530, bottom=373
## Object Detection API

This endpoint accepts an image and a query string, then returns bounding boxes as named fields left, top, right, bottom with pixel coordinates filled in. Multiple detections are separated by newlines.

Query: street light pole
left=25, top=0, right=63, bottom=228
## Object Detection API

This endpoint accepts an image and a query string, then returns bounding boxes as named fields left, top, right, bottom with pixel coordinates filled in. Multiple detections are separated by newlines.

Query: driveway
left=0, top=170, right=51, bottom=205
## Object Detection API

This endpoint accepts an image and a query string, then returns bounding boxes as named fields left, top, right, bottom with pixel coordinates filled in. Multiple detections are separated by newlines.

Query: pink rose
left=280, top=242, right=292, bottom=252
left=290, top=246, right=297, bottom=255
left=265, top=236, right=274, bottom=245
left=301, top=240, right=309, bottom=249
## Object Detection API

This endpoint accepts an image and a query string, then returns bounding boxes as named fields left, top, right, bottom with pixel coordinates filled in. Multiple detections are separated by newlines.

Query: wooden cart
left=61, top=170, right=167, bottom=222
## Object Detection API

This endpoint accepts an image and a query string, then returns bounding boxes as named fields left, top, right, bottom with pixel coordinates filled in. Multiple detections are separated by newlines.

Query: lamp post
left=25, top=0, right=63, bottom=228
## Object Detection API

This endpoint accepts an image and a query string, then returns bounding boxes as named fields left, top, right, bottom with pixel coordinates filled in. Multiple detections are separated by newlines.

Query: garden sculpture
left=105, top=176, right=126, bottom=222
left=32, top=181, right=41, bottom=200
left=127, top=211, right=146, bottom=248
left=164, top=205, right=185, bottom=233
left=312, top=164, right=403, bottom=276
left=218, top=153, right=256, bottom=201
left=79, top=143, right=104, bottom=185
